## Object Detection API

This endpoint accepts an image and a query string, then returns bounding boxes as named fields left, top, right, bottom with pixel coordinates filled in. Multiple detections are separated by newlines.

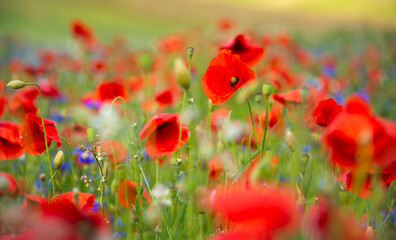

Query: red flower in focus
left=0, top=172, right=18, bottom=197
left=70, top=19, right=95, bottom=45
left=139, top=113, right=190, bottom=156
left=314, top=98, right=343, bottom=127
left=96, top=81, right=128, bottom=102
left=101, top=140, right=127, bottom=163
left=207, top=185, right=298, bottom=239
left=202, top=50, right=256, bottom=105
left=0, top=121, right=25, bottom=160
left=220, top=34, right=264, bottom=66
left=20, top=113, right=62, bottom=155
left=118, top=179, right=137, bottom=208
left=8, top=88, right=38, bottom=118
left=324, top=95, right=396, bottom=169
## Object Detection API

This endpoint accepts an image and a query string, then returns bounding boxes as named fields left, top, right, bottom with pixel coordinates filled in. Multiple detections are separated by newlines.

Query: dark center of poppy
left=230, top=76, right=240, bottom=88
left=157, top=122, right=167, bottom=129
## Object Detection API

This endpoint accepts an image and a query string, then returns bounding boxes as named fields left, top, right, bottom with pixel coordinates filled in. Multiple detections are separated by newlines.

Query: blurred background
left=1, top=0, right=395, bottom=48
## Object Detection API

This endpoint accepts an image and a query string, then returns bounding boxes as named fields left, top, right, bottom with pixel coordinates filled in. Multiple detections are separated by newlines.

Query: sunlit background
left=1, top=0, right=395, bottom=47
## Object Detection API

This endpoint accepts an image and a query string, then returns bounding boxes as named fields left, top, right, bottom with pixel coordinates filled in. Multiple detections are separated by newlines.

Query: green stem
left=91, top=145, right=105, bottom=215
left=260, top=96, right=269, bottom=160
left=48, top=169, right=58, bottom=200
left=246, top=100, right=255, bottom=172
left=178, top=91, right=187, bottom=160
left=60, top=136, right=76, bottom=188
left=27, top=83, right=55, bottom=198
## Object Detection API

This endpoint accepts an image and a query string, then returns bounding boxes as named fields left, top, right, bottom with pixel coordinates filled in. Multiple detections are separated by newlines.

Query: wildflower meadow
left=0, top=1, right=395, bottom=239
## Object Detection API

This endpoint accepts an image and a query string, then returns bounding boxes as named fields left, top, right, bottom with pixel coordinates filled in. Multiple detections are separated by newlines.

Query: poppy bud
left=236, top=81, right=258, bottom=103
left=262, top=83, right=272, bottom=97
left=54, top=151, right=64, bottom=170
left=111, top=179, right=119, bottom=194
left=174, top=58, right=191, bottom=90
left=138, top=53, right=153, bottom=72
left=39, top=173, right=46, bottom=182
left=7, top=80, right=27, bottom=90
left=301, top=86, right=309, bottom=100
left=87, top=128, right=95, bottom=143
left=187, top=47, right=194, bottom=58
left=0, top=176, right=9, bottom=193
left=285, top=130, right=296, bottom=153
left=117, top=168, right=127, bottom=180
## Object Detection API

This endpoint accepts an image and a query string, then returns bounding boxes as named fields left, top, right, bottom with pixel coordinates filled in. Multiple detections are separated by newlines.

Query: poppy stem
left=26, top=83, right=55, bottom=198
left=260, top=96, right=269, bottom=160
left=48, top=169, right=58, bottom=199
left=178, top=90, right=187, bottom=160
left=91, top=145, right=105, bottom=216
left=246, top=100, right=255, bottom=172
left=60, top=136, right=76, bottom=188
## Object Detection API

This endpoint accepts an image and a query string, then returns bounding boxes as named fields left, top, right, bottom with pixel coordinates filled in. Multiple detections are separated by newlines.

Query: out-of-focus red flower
left=101, top=140, right=127, bottom=164
left=217, top=18, right=235, bottom=31
left=309, top=198, right=373, bottom=240
left=20, top=113, right=62, bottom=156
left=22, top=193, right=48, bottom=213
left=207, top=185, right=298, bottom=239
left=118, top=179, right=137, bottom=208
left=324, top=95, right=396, bottom=170
left=38, top=80, right=62, bottom=98
left=210, top=107, right=231, bottom=133
left=96, top=81, right=128, bottom=102
left=90, top=59, right=107, bottom=74
left=154, top=86, right=180, bottom=109
left=202, top=50, right=256, bottom=105
left=0, top=172, right=18, bottom=197
left=127, top=76, right=144, bottom=92
left=58, top=191, right=96, bottom=211
left=0, top=95, right=5, bottom=118
left=8, top=88, right=38, bottom=118
left=0, top=121, right=25, bottom=160
left=158, top=34, right=185, bottom=53
left=139, top=113, right=190, bottom=157
left=314, top=98, right=343, bottom=127
left=220, top=34, right=264, bottom=66
left=70, top=19, right=95, bottom=46
left=208, top=156, right=224, bottom=181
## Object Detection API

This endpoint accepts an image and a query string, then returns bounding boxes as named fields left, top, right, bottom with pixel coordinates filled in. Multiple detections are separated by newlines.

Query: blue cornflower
left=73, top=147, right=95, bottom=164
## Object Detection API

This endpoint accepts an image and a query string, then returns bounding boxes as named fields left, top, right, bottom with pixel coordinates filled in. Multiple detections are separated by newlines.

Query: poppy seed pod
left=117, top=168, right=127, bottom=180
left=285, top=130, right=296, bottom=153
left=54, top=151, right=64, bottom=170
left=138, top=53, right=153, bottom=72
left=87, top=128, right=95, bottom=143
left=187, top=47, right=194, bottom=58
left=262, top=83, right=272, bottom=97
left=7, top=80, right=27, bottom=90
left=40, top=173, right=46, bottom=182
left=111, top=179, right=119, bottom=195
left=174, top=58, right=191, bottom=90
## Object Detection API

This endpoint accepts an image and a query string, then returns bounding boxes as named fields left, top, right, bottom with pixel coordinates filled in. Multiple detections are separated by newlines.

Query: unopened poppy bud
left=187, top=47, right=194, bottom=58
left=302, top=153, right=310, bottom=166
left=54, top=151, right=64, bottom=170
left=236, top=81, right=258, bottom=103
left=39, top=173, right=46, bottom=182
left=262, top=83, right=272, bottom=97
left=111, top=179, right=119, bottom=194
left=117, top=168, right=127, bottom=180
left=301, top=86, right=309, bottom=100
left=7, top=80, right=27, bottom=90
left=87, top=128, right=95, bottom=143
left=138, top=53, right=153, bottom=72
left=174, top=58, right=191, bottom=90
left=0, top=176, right=9, bottom=193
left=285, top=130, right=296, bottom=153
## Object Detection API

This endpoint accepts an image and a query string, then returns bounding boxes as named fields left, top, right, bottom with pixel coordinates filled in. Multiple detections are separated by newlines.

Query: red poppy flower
left=157, top=34, right=185, bottom=53
left=22, top=193, right=48, bottom=213
left=0, top=121, right=25, bottom=160
left=324, top=95, right=396, bottom=170
left=38, top=80, right=62, bottom=98
left=118, top=179, right=137, bottom=208
left=8, top=88, right=38, bottom=118
left=70, top=19, right=95, bottom=45
left=101, top=140, right=127, bottom=163
left=314, top=98, right=343, bottom=127
left=139, top=113, right=190, bottom=157
left=220, top=34, right=264, bottom=66
left=217, top=18, right=235, bottom=31
left=0, top=172, right=18, bottom=197
left=208, top=185, right=298, bottom=239
left=208, top=156, right=224, bottom=181
left=20, top=113, right=62, bottom=156
left=202, top=50, right=256, bottom=105
left=59, top=191, right=96, bottom=211
left=96, top=81, right=128, bottom=102
left=154, top=86, right=181, bottom=110
left=210, top=107, right=231, bottom=133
